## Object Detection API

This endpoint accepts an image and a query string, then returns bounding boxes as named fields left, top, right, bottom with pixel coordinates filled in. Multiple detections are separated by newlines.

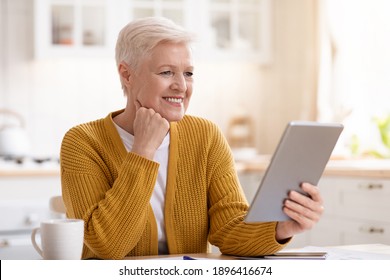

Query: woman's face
left=128, top=41, right=194, bottom=122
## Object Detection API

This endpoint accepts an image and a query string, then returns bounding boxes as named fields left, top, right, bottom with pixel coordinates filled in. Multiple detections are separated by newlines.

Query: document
left=299, top=246, right=390, bottom=260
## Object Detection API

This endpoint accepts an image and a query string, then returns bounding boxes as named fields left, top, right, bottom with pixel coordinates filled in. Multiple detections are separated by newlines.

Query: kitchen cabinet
left=34, top=0, right=115, bottom=58
left=309, top=177, right=390, bottom=246
left=200, top=0, right=272, bottom=62
left=34, top=0, right=272, bottom=63
left=237, top=159, right=390, bottom=249
left=0, top=170, right=61, bottom=258
left=0, top=172, right=62, bottom=231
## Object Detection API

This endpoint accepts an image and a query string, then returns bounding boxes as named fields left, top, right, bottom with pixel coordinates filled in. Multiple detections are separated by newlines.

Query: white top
left=114, top=123, right=169, bottom=254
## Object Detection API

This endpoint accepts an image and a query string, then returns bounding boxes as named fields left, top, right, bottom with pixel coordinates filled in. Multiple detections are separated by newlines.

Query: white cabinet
left=198, top=0, right=272, bottom=62
left=238, top=171, right=263, bottom=204
left=34, top=0, right=272, bottom=62
left=0, top=174, right=62, bottom=232
left=238, top=172, right=390, bottom=248
left=0, top=173, right=61, bottom=259
left=309, top=177, right=390, bottom=247
left=34, top=0, right=116, bottom=58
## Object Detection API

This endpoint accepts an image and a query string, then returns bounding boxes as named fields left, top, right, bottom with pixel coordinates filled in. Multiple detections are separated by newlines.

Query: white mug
left=31, top=219, right=84, bottom=260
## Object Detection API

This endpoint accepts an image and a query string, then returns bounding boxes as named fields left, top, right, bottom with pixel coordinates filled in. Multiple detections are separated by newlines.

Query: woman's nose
left=171, top=74, right=187, bottom=91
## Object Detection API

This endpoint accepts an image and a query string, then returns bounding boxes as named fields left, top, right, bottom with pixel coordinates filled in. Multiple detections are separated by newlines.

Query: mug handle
left=31, top=227, right=43, bottom=257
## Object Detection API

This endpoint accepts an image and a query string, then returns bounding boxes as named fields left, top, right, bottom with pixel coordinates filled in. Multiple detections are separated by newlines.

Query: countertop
left=0, top=159, right=60, bottom=177
left=235, top=156, right=390, bottom=179
left=0, top=169, right=60, bottom=177
left=1, top=156, right=390, bottom=179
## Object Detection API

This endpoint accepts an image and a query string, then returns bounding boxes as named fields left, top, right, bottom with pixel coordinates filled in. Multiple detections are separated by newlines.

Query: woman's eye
left=160, top=71, right=173, bottom=76
left=184, top=72, right=193, bottom=77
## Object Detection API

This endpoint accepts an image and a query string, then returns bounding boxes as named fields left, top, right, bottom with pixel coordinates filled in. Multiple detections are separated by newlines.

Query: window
left=317, top=0, right=390, bottom=157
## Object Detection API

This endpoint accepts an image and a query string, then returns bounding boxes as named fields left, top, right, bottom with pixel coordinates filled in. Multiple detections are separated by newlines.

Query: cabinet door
left=238, top=171, right=263, bottom=203
left=0, top=175, right=61, bottom=231
left=310, top=217, right=390, bottom=246
left=34, top=0, right=112, bottom=58
left=202, top=0, right=272, bottom=63
left=129, top=0, right=186, bottom=26
left=310, top=176, right=390, bottom=246
left=319, top=177, right=390, bottom=223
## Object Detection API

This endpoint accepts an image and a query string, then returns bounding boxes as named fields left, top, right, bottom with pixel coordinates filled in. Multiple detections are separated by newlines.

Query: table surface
left=1, top=243, right=390, bottom=260
left=124, top=244, right=390, bottom=260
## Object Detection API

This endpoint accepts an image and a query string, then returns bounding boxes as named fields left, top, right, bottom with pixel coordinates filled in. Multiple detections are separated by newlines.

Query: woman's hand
left=131, top=100, right=170, bottom=160
left=275, top=182, right=324, bottom=242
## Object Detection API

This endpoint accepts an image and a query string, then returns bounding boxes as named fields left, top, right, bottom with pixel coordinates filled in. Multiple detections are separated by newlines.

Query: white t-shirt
left=114, top=123, right=169, bottom=254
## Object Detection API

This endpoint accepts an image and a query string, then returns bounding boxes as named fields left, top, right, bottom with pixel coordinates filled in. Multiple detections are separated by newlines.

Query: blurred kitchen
left=1, top=0, right=390, bottom=259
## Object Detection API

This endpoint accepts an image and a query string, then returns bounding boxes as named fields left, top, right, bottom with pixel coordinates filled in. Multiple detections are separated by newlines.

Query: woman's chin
left=165, top=113, right=185, bottom=123
left=162, top=109, right=186, bottom=122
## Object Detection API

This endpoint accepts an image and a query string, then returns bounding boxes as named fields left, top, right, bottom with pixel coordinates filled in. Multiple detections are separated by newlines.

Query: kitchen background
left=0, top=0, right=324, bottom=159
left=1, top=0, right=389, bottom=158
left=1, top=0, right=390, bottom=259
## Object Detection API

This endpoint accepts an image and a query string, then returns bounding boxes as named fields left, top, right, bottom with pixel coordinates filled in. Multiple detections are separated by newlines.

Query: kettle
left=0, top=109, right=31, bottom=158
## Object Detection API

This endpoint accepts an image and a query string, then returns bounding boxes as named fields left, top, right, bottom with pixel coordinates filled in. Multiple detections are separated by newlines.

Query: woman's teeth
left=164, top=97, right=183, bottom=104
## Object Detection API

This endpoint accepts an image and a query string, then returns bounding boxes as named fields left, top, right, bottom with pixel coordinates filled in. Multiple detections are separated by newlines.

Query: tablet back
left=244, top=121, right=343, bottom=222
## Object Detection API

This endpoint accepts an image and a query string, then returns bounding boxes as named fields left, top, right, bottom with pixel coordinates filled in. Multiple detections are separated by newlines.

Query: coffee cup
left=31, top=219, right=84, bottom=260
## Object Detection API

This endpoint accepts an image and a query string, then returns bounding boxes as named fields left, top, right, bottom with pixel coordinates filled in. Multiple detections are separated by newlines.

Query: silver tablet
left=244, top=121, right=343, bottom=222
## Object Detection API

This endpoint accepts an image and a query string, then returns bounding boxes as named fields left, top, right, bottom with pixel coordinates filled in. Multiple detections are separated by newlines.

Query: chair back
left=49, top=196, right=66, bottom=218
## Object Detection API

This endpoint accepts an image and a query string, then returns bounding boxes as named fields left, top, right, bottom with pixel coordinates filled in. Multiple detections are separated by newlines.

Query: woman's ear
left=118, top=62, right=131, bottom=86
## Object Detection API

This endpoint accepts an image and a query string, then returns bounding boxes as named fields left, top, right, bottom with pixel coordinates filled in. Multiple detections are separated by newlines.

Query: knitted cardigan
left=60, top=110, right=287, bottom=259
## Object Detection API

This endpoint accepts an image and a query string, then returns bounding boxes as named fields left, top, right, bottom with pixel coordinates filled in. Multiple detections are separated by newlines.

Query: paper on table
left=289, top=246, right=390, bottom=260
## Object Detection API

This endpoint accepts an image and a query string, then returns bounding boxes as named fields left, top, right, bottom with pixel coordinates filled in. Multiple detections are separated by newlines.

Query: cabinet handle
left=358, top=183, right=383, bottom=190
left=359, top=226, right=385, bottom=234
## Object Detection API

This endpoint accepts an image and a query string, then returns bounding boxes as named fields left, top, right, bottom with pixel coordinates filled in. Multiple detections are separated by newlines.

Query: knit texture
left=60, top=110, right=288, bottom=259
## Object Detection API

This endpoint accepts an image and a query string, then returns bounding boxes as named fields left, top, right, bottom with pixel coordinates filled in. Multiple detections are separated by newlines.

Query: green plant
left=350, top=134, right=360, bottom=156
left=370, top=114, right=390, bottom=158
left=375, top=115, right=390, bottom=148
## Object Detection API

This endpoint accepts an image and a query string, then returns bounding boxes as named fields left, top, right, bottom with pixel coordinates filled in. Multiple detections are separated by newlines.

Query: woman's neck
left=113, top=108, right=135, bottom=135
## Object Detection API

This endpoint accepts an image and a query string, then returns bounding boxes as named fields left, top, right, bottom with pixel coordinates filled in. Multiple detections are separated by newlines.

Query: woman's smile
left=163, top=96, right=184, bottom=107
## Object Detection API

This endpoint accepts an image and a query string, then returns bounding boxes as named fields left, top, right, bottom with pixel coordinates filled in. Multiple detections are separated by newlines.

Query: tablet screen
left=244, top=121, right=343, bottom=222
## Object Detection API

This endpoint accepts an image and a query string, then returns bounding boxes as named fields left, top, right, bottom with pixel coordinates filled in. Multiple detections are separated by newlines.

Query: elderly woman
left=60, top=17, right=324, bottom=260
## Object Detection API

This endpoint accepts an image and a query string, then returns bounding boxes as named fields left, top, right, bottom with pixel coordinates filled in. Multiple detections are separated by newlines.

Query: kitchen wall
left=254, top=0, right=318, bottom=152
left=0, top=0, right=318, bottom=157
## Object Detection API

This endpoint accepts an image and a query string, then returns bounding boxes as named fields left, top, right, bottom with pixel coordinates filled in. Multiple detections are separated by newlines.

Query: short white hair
left=115, top=17, right=194, bottom=71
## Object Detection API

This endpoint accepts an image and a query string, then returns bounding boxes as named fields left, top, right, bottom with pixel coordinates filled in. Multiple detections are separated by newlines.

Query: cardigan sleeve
left=60, top=126, right=159, bottom=259
left=206, top=125, right=288, bottom=256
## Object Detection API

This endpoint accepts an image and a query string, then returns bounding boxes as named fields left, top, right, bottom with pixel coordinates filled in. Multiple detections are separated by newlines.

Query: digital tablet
left=244, top=121, right=343, bottom=222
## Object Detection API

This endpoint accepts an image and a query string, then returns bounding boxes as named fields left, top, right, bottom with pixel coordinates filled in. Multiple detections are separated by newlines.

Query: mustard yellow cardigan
left=60, top=110, right=287, bottom=259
